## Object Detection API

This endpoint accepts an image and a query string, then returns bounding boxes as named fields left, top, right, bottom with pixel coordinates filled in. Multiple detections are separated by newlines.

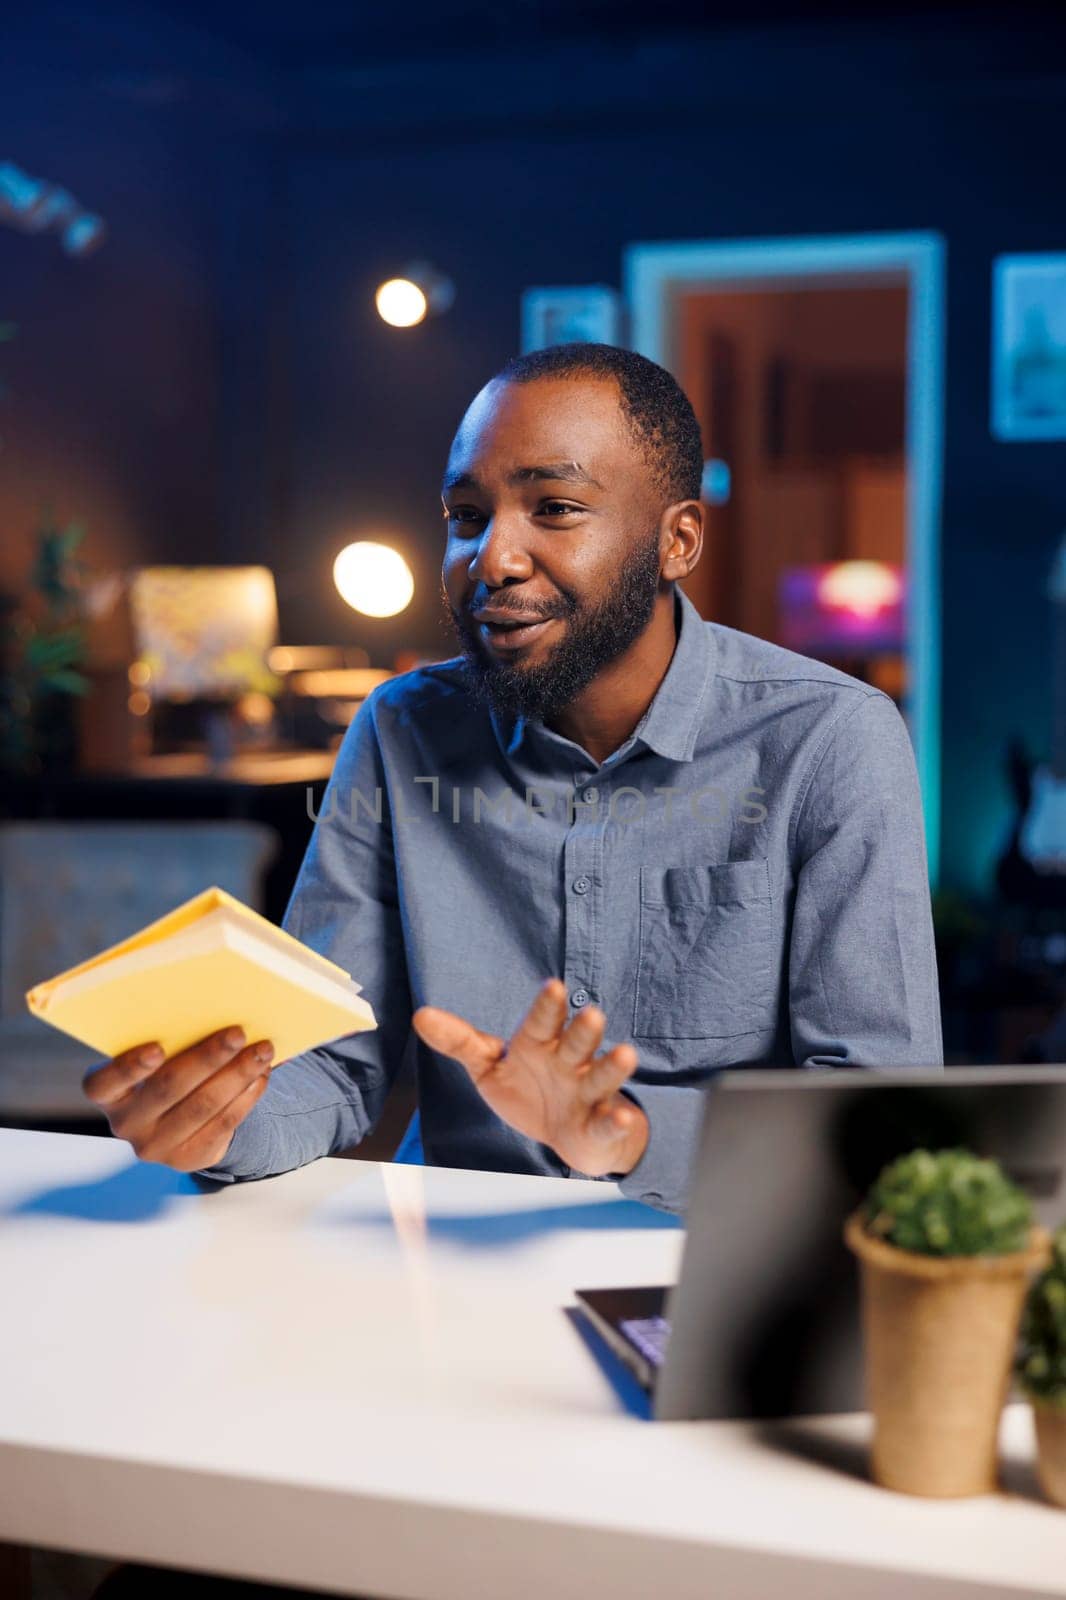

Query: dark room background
left=3, top=2, right=1065, bottom=898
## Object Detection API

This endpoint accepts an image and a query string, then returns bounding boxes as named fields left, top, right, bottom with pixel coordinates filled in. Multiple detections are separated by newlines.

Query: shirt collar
left=490, top=585, right=716, bottom=766
left=629, top=586, right=716, bottom=762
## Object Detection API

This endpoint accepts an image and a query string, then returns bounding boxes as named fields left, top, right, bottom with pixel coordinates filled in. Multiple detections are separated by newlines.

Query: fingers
left=412, top=1006, right=505, bottom=1083
left=137, top=1039, right=276, bottom=1158
left=84, top=1028, right=248, bottom=1116
left=512, top=978, right=568, bottom=1046
left=577, top=1042, right=638, bottom=1105
left=114, top=1027, right=251, bottom=1125
left=585, top=1094, right=646, bottom=1154
left=555, top=1004, right=606, bottom=1070
left=549, top=1006, right=637, bottom=1103
left=413, top=979, right=568, bottom=1083
left=83, top=1041, right=166, bottom=1109
left=90, top=1027, right=276, bottom=1165
left=414, top=984, right=636, bottom=1110
left=156, top=1071, right=273, bottom=1174
left=414, top=980, right=568, bottom=1075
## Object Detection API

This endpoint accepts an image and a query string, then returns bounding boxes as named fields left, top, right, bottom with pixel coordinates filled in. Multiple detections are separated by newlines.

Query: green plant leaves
left=0, top=519, right=92, bottom=774
left=1018, top=1226, right=1066, bottom=1406
left=864, top=1147, right=1033, bottom=1257
left=40, top=668, right=90, bottom=695
left=26, top=625, right=85, bottom=666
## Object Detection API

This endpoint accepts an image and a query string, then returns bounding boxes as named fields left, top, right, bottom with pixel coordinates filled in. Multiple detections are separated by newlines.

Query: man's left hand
left=412, top=979, right=649, bottom=1177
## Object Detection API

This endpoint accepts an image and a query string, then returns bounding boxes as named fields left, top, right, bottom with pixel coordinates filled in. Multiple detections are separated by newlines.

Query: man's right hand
left=82, top=1026, right=275, bottom=1172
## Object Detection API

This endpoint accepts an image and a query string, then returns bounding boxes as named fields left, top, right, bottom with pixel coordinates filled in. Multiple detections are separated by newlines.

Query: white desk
left=0, top=1128, right=1063, bottom=1599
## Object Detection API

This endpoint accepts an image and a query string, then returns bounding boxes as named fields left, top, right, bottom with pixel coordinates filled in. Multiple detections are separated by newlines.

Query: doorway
left=625, top=233, right=945, bottom=883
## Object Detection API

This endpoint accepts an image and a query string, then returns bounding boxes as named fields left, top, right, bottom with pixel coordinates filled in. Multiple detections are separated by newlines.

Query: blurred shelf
left=122, top=750, right=336, bottom=785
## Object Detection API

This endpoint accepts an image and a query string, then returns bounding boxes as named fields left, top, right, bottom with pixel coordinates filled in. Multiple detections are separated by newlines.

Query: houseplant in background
left=1017, top=1223, right=1066, bottom=1507
left=845, top=1148, right=1050, bottom=1497
left=0, top=519, right=91, bottom=781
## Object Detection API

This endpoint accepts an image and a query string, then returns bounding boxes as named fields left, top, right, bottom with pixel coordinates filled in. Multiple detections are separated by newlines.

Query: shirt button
left=570, top=988, right=589, bottom=1008
left=572, top=875, right=590, bottom=895
left=583, top=786, right=599, bottom=804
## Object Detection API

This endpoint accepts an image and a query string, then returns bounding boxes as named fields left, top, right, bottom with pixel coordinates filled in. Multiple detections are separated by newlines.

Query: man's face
left=441, top=375, right=667, bottom=721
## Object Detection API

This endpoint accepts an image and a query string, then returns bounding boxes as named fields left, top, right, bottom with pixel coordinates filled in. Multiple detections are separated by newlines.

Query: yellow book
left=25, top=886, right=377, bottom=1066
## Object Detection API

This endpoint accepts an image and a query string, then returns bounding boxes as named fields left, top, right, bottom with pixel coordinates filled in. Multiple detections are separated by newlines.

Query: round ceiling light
left=333, top=541, right=414, bottom=618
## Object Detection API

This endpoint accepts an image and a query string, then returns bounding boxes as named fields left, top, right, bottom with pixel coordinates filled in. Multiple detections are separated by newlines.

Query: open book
left=25, top=886, right=377, bottom=1066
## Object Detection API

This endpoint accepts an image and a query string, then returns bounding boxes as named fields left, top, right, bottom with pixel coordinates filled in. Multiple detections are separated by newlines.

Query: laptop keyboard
left=619, top=1314, right=672, bottom=1369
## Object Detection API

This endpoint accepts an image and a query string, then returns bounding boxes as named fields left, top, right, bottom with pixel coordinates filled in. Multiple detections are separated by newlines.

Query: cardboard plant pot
left=1034, top=1405, right=1066, bottom=1508
left=844, top=1212, right=1051, bottom=1498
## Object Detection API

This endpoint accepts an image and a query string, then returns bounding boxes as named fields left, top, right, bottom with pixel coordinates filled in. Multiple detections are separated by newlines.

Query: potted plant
left=0, top=520, right=91, bottom=782
left=1017, top=1224, right=1066, bottom=1507
left=845, top=1148, right=1050, bottom=1497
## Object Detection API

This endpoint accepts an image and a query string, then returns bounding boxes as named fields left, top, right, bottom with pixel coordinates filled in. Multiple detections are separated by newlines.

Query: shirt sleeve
left=616, top=690, right=942, bottom=1216
left=614, top=1081, right=707, bottom=1215
left=195, top=691, right=412, bottom=1183
left=786, top=691, right=943, bottom=1071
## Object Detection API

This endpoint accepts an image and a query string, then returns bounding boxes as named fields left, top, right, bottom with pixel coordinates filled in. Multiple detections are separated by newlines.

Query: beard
left=447, top=531, right=663, bottom=723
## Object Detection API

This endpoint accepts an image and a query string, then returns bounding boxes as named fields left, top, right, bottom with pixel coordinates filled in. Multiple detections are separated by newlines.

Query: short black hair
left=493, top=342, right=704, bottom=505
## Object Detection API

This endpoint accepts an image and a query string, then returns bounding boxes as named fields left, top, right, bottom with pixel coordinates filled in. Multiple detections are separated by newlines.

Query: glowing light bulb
left=818, top=561, right=902, bottom=620
left=375, top=278, right=428, bottom=328
left=333, top=541, right=414, bottom=618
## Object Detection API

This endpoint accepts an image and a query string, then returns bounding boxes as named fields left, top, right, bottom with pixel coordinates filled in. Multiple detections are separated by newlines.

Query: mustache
left=453, top=593, right=576, bottom=625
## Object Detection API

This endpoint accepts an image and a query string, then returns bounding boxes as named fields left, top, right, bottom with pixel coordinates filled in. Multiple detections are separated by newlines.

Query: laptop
left=574, top=1066, right=1066, bottom=1421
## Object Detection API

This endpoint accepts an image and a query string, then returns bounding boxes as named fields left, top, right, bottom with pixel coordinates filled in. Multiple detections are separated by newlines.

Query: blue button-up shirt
left=201, top=587, right=942, bottom=1213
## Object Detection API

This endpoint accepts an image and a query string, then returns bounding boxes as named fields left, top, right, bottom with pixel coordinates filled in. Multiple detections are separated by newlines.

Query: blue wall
left=0, top=69, right=227, bottom=580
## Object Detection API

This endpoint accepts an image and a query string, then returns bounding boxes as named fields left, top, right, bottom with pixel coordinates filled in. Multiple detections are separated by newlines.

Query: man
left=85, top=343, right=943, bottom=1215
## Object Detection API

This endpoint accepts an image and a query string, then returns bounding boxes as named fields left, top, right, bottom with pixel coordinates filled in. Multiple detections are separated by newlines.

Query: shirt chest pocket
left=633, top=859, right=776, bottom=1040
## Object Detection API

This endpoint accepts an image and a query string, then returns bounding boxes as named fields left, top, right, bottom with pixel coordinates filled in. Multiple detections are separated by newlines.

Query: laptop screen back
left=654, top=1067, right=1066, bottom=1422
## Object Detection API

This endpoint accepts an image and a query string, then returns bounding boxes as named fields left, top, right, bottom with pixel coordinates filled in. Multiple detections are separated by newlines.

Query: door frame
left=624, top=231, right=946, bottom=885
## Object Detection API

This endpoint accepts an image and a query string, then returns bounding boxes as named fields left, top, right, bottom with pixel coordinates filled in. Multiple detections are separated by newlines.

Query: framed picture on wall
left=521, top=285, right=622, bottom=353
left=992, top=253, right=1066, bottom=441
